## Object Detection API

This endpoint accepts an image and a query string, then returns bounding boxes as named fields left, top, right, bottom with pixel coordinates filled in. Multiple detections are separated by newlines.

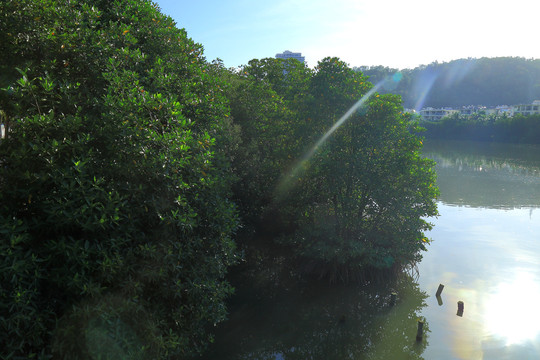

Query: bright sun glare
left=483, top=272, right=540, bottom=345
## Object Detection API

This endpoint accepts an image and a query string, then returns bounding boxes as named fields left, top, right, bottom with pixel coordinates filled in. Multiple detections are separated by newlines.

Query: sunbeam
left=275, top=72, right=402, bottom=199
left=413, top=69, right=439, bottom=112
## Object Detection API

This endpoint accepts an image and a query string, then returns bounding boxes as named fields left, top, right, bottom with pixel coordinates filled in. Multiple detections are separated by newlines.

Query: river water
left=201, top=139, right=540, bottom=360
left=419, top=140, right=540, bottom=359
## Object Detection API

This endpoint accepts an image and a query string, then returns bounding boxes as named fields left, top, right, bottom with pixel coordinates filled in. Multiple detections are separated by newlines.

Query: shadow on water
left=197, top=239, right=430, bottom=360
left=423, top=140, right=540, bottom=209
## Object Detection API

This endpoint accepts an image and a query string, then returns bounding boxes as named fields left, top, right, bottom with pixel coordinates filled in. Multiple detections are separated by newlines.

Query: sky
left=155, top=0, right=540, bottom=70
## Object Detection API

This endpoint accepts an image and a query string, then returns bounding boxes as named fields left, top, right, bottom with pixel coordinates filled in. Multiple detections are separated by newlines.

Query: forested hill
left=356, top=57, right=540, bottom=109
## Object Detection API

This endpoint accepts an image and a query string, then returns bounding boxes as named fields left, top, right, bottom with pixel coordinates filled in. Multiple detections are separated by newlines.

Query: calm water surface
left=419, top=140, right=540, bottom=359
left=202, top=140, right=540, bottom=360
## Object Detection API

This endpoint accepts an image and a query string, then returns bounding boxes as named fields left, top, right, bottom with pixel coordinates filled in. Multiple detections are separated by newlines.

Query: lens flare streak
left=275, top=73, right=402, bottom=198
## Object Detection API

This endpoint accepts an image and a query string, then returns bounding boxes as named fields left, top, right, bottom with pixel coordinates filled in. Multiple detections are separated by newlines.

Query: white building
left=275, top=50, right=305, bottom=63
left=419, top=107, right=457, bottom=121
left=459, top=105, right=486, bottom=116
left=513, top=100, right=540, bottom=116
left=485, top=105, right=514, bottom=116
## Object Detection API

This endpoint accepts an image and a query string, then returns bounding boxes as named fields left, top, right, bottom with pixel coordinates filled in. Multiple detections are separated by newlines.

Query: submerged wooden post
left=457, top=301, right=464, bottom=317
left=436, top=284, right=444, bottom=297
left=390, top=292, right=397, bottom=306
left=416, top=320, right=424, bottom=342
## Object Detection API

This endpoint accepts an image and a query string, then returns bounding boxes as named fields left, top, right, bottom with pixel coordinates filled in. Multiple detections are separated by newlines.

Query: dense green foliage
left=0, top=1, right=237, bottom=358
left=421, top=112, right=540, bottom=144
left=212, top=58, right=306, bottom=230
left=223, top=58, right=439, bottom=282
left=357, top=57, right=540, bottom=109
left=1, top=1, right=439, bottom=357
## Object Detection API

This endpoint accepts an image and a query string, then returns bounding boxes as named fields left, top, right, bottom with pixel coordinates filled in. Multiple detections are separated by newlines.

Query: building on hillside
left=419, top=107, right=457, bottom=121
left=459, top=105, right=486, bottom=116
left=275, top=50, right=305, bottom=63
left=513, top=100, right=540, bottom=116
left=485, top=105, right=514, bottom=116
left=420, top=101, right=540, bottom=121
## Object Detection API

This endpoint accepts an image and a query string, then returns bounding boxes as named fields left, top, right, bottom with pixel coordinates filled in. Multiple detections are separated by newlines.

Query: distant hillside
left=356, top=57, right=540, bottom=109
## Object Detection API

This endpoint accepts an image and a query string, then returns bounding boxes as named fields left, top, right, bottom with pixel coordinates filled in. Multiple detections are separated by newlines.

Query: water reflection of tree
left=424, top=140, right=540, bottom=173
left=200, top=262, right=429, bottom=360
left=423, top=140, right=540, bottom=209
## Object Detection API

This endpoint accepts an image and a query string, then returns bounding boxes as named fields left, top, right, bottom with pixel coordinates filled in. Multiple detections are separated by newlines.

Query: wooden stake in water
left=416, top=320, right=424, bottom=342
left=457, top=301, right=464, bottom=317
left=390, top=292, right=397, bottom=306
left=436, top=284, right=444, bottom=297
